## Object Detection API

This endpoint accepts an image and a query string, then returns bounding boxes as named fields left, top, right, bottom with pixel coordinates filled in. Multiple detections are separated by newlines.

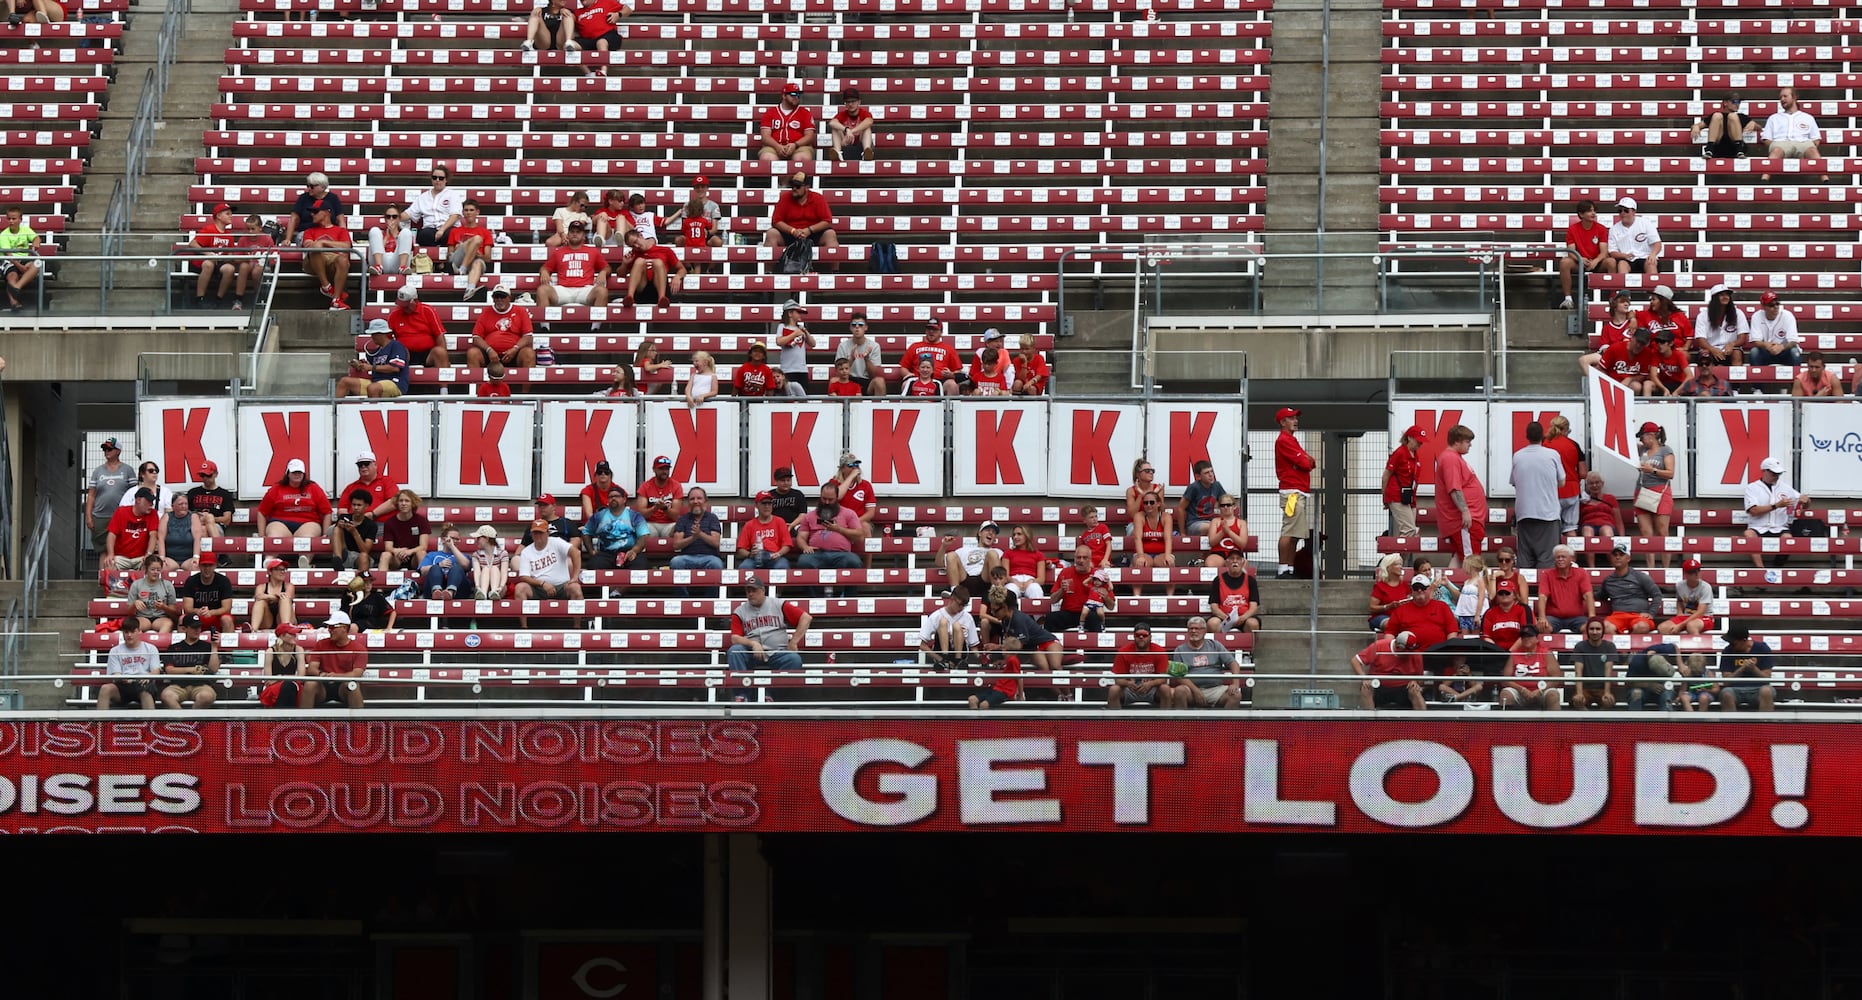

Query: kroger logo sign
left=1807, top=432, right=1862, bottom=463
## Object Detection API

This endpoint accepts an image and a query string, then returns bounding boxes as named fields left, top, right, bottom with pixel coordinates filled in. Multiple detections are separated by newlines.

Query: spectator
left=621, top=227, right=685, bottom=308
left=1108, top=623, right=1183, bottom=709
left=757, top=82, right=818, bottom=161
left=299, top=203, right=354, bottom=311
left=86, top=437, right=134, bottom=556
left=1648, top=330, right=1692, bottom=396
left=1791, top=351, right=1842, bottom=397
left=236, top=213, right=276, bottom=290
left=1544, top=417, right=1585, bottom=537
left=1174, top=617, right=1244, bottom=709
left=532, top=494, right=581, bottom=554
left=156, top=493, right=201, bottom=574
left=126, top=555, right=179, bottom=635
left=1352, top=630, right=1426, bottom=710
left=410, top=525, right=469, bottom=599
left=1747, top=291, right=1801, bottom=367
left=301, top=611, right=367, bottom=709
left=981, top=587, right=1065, bottom=674
left=828, top=87, right=877, bottom=162
left=1498, top=626, right=1563, bottom=710
left=258, top=459, right=333, bottom=549
left=764, top=171, right=839, bottom=263
left=1435, top=424, right=1486, bottom=569
left=596, top=365, right=639, bottom=398
left=1451, top=554, right=1490, bottom=633
left=405, top=165, right=464, bottom=249
left=180, top=554, right=236, bottom=634
left=1011, top=336, right=1050, bottom=396
left=1412, top=557, right=1459, bottom=610
left=1047, top=546, right=1113, bottom=634
left=331, top=491, right=379, bottom=571
left=1638, top=284, right=1693, bottom=345
left=1534, top=545, right=1597, bottom=634
left=1717, top=623, right=1776, bottom=713
left=684, top=351, right=722, bottom=408
left=1576, top=471, right=1625, bottom=566
left=281, top=172, right=344, bottom=246
left=1579, top=291, right=1638, bottom=374
left=1624, top=642, right=1681, bottom=711
left=1126, top=491, right=1175, bottom=596
left=1480, top=579, right=1531, bottom=648
left=521, top=0, right=577, bottom=51
left=1556, top=199, right=1610, bottom=309
left=764, top=467, right=808, bottom=524
left=793, top=482, right=866, bottom=582
left=180, top=461, right=233, bottom=542
left=738, top=491, right=795, bottom=570
left=1679, top=364, right=1734, bottom=398
left=103, top=488, right=160, bottom=577
left=940, top=521, right=1003, bottom=597
left=1595, top=542, right=1660, bottom=635
left=823, top=359, right=862, bottom=397
left=544, top=190, right=594, bottom=248
left=1077, top=505, right=1113, bottom=573
left=969, top=345, right=1014, bottom=396
left=240, top=558, right=294, bottom=634
left=1565, top=618, right=1622, bottom=710
left=1601, top=327, right=1659, bottom=397
left=365, top=205, right=414, bottom=276
left=116, top=462, right=172, bottom=513
left=467, top=285, right=537, bottom=372
left=374, top=489, right=429, bottom=572
left=99, top=627, right=160, bottom=711
left=337, top=452, right=399, bottom=521
left=187, top=202, right=247, bottom=309
left=1273, top=408, right=1315, bottom=578
left=1510, top=421, right=1565, bottom=570
left=1656, top=557, right=1714, bottom=636
left=1692, top=95, right=1753, bottom=158
left=337, top=319, right=410, bottom=399
left=1691, top=284, right=1748, bottom=366
left=919, top=587, right=978, bottom=670
left=1758, top=86, right=1824, bottom=181
left=576, top=460, right=622, bottom=521
left=1632, top=421, right=1676, bottom=569
left=513, top=519, right=583, bottom=618
left=0, top=205, right=40, bottom=313
left=571, top=0, right=630, bottom=73
left=156, top=615, right=218, bottom=710
left=1743, top=456, right=1802, bottom=568
left=829, top=314, right=885, bottom=395
left=1177, top=458, right=1227, bottom=537
left=725, top=576, right=812, bottom=701
left=902, top=319, right=967, bottom=395
left=460, top=526, right=509, bottom=599
left=579, top=491, right=644, bottom=570
left=259, top=623, right=308, bottom=707
left=899, top=356, right=945, bottom=396
left=384, top=285, right=453, bottom=369
left=670, top=488, right=724, bottom=572
left=969, top=639, right=1023, bottom=709
left=665, top=177, right=723, bottom=271
left=1203, top=494, right=1249, bottom=569
left=773, top=299, right=816, bottom=396
left=536, top=221, right=609, bottom=316
left=447, top=199, right=495, bottom=296
left=1205, top=551, right=1263, bottom=635
left=1382, top=425, right=1426, bottom=538
left=1384, top=575, right=1458, bottom=650
left=1000, top=524, right=1048, bottom=600
left=1606, top=197, right=1661, bottom=275
left=1435, top=657, right=1486, bottom=706
left=1368, top=553, right=1408, bottom=631
left=591, top=188, right=629, bottom=246
left=732, top=341, right=782, bottom=397
left=833, top=452, right=878, bottom=542
left=631, top=455, right=683, bottom=540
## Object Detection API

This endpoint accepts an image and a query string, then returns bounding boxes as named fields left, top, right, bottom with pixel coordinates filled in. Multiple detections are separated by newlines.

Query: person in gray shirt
left=125, top=555, right=180, bottom=634
left=1172, top=618, right=1245, bottom=709
left=832, top=312, right=888, bottom=395
left=1509, top=421, right=1565, bottom=570
left=86, top=436, right=134, bottom=554
left=1594, top=542, right=1661, bottom=634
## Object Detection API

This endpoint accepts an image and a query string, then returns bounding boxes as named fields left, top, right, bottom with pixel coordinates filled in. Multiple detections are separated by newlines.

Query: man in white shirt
left=513, top=519, right=583, bottom=623
left=1747, top=291, right=1802, bottom=366
left=940, top=521, right=1003, bottom=598
left=919, top=587, right=980, bottom=670
left=1760, top=87, right=1823, bottom=181
left=405, top=165, right=466, bottom=248
left=101, top=629, right=161, bottom=710
left=1743, top=457, right=1802, bottom=569
left=1606, top=197, right=1661, bottom=276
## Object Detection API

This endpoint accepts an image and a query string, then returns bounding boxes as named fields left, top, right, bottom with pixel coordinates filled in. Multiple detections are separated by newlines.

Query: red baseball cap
left=781, top=83, right=803, bottom=96
left=1494, top=578, right=1517, bottom=594
left=212, top=202, right=232, bottom=215
left=535, top=493, right=557, bottom=506
left=1638, top=421, right=1662, bottom=435
left=1682, top=558, right=1703, bottom=572
left=755, top=490, right=774, bottom=503
left=1275, top=407, right=1300, bottom=422
left=692, top=175, right=709, bottom=187
left=197, top=460, right=219, bottom=476
left=1759, top=291, right=1780, bottom=305
left=1403, top=425, right=1429, bottom=442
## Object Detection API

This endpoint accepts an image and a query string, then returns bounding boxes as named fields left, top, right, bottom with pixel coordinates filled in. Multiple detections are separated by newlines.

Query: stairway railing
left=1, top=497, right=54, bottom=711
left=99, top=0, right=194, bottom=313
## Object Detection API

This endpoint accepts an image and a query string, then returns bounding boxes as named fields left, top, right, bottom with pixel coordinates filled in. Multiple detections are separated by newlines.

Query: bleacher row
left=1379, top=0, right=1862, bottom=355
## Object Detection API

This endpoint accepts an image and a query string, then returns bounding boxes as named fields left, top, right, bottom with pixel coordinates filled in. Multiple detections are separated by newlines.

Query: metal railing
left=2, top=498, right=55, bottom=710
left=99, top=0, right=194, bottom=305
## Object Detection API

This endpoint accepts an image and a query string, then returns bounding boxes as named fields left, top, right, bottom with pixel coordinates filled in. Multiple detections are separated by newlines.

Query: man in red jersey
left=300, top=202, right=354, bottom=311
left=763, top=171, right=840, bottom=261
left=1599, top=327, right=1658, bottom=396
left=1352, top=630, right=1426, bottom=710
left=385, top=284, right=452, bottom=368
left=468, top=284, right=536, bottom=371
left=736, top=492, right=794, bottom=571
left=536, top=220, right=608, bottom=315
left=901, top=319, right=967, bottom=395
left=186, top=202, right=243, bottom=309
left=1480, top=579, right=1532, bottom=648
left=303, top=610, right=368, bottom=709
left=104, top=488, right=161, bottom=574
left=1435, top=424, right=1486, bottom=568
left=1273, top=407, right=1315, bottom=578
left=1556, top=199, right=1610, bottom=310
left=636, top=455, right=684, bottom=540
left=1384, top=575, right=1457, bottom=649
left=757, top=82, right=817, bottom=161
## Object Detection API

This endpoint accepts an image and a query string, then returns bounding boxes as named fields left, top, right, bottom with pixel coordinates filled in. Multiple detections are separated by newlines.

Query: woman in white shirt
left=117, top=462, right=173, bottom=511
left=546, top=191, right=595, bottom=248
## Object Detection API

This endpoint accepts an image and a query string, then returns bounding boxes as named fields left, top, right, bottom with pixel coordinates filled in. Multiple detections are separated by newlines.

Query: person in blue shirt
left=338, top=319, right=410, bottom=398
left=582, top=490, right=646, bottom=570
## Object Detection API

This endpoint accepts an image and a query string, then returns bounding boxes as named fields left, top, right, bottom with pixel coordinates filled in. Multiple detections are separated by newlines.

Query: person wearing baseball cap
left=919, top=586, right=980, bottom=671
left=764, top=169, right=842, bottom=263
left=1352, top=629, right=1426, bottom=710
left=1716, top=622, right=1775, bottom=713
left=1480, top=577, right=1531, bottom=649
left=1630, top=420, right=1675, bottom=569
left=762, top=466, right=807, bottom=523
left=336, top=449, right=402, bottom=524
left=187, top=201, right=247, bottom=309
left=578, top=460, right=623, bottom=522
left=726, top=573, right=813, bottom=700
left=1606, top=194, right=1662, bottom=276
left=1656, top=557, right=1716, bottom=637
left=184, top=459, right=237, bottom=538
left=828, top=86, right=876, bottom=162
left=905, top=319, right=967, bottom=395
left=180, top=551, right=238, bottom=636
left=737, top=491, right=795, bottom=571
left=1110, top=621, right=1186, bottom=709
left=157, top=614, right=220, bottom=710
left=635, top=454, right=685, bottom=539
left=337, top=316, right=411, bottom=399
left=301, top=610, right=369, bottom=709
left=1273, top=407, right=1315, bottom=578
left=1743, top=455, right=1803, bottom=570
left=385, top=281, right=452, bottom=368
left=86, top=437, right=136, bottom=553
left=512, top=517, right=583, bottom=627
left=1498, top=623, right=1564, bottom=710
left=468, top=276, right=538, bottom=373
left=536, top=213, right=610, bottom=315
left=1748, top=289, right=1801, bottom=367
left=833, top=451, right=879, bottom=545
left=1383, top=424, right=1429, bottom=538
left=666, top=178, right=725, bottom=268
left=758, top=81, right=818, bottom=161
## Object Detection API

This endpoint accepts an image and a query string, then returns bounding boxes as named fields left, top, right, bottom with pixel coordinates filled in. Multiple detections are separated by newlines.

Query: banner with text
left=0, top=718, right=1842, bottom=836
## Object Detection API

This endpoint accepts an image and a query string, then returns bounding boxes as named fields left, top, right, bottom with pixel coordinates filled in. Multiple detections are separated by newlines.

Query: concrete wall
left=0, top=330, right=251, bottom=384
left=1151, top=326, right=1486, bottom=382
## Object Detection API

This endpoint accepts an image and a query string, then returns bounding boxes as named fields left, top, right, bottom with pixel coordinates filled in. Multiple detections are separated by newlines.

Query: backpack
left=777, top=237, right=815, bottom=275
left=870, top=242, right=899, bottom=274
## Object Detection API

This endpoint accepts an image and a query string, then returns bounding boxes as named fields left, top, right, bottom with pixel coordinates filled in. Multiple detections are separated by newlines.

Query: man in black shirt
left=331, top=490, right=380, bottom=571
left=766, top=467, right=808, bottom=525
left=180, top=555, right=236, bottom=634
left=186, top=460, right=237, bottom=538
left=535, top=493, right=584, bottom=554
left=158, top=615, right=219, bottom=709
left=1563, top=618, right=1622, bottom=710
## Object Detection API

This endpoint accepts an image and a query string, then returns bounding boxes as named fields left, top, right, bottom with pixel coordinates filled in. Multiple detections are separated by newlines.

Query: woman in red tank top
left=1124, top=457, right=1163, bottom=525
left=1203, top=493, right=1249, bottom=569
left=1580, top=291, right=1637, bottom=374
left=1001, top=525, right=1048, bottom=601
left=1126, top=493, right=1176, bottom=596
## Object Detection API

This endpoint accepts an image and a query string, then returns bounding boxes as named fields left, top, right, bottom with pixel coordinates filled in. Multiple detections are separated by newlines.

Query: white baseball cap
left=286, top=458, right=307, bottom=474
left=1616, top=197, right=1638, bottom=211
left=1761, top=457, right=1786, bottom=474
left=355, top=451, right=377, bottom=465
left=324, top=610, right=353, bottom=627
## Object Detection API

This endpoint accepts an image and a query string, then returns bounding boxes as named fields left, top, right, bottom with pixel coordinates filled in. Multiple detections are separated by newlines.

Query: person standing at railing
left=1382, top=425, right=1426, bottom=539
left=1273, top=408, right=1314, bottom=579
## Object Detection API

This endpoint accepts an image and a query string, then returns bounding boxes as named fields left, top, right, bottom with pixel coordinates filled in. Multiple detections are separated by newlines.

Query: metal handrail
left=97, top=0, right=193, bottom=313
left=2, top=497, right=54, bottom=708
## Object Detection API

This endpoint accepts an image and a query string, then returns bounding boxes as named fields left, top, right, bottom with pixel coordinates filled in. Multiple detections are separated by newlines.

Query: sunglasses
left=1497, top=557, right=1514, bottom=563
left=1219, top=502, right=1236, bottom=508
left=431, top=174, right=447, bottom=181
left=849, top=322, right=867, bottom=328
left=384, top=213, right=400, bottom=220
left=1142, top=501, right=1158, bottom=507
left=1139, top=467, right=1154, bottom=474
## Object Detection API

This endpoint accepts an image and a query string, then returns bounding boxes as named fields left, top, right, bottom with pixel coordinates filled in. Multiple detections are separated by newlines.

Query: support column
left=704, top=834, right=725, bottom=1000
left=726, top=833, right=772, bottom=1000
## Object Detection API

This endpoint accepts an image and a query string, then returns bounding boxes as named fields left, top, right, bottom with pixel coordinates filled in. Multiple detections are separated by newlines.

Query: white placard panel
left=136, top=399, right=236, bottom=494
left=746, top=402, right=844, bottom=491
left=951, top=401, right=1049, bottom=496
left=235, top=404, right=334, bottom=501
left=433, top=402, right=535, bottom=500
left=642, top=401, right=741, bottom=499
left=539, top=401, right=639, bottom=497
left=334, top=401, right=433, bottom=498
left=846, top=401, right=944, bottom=498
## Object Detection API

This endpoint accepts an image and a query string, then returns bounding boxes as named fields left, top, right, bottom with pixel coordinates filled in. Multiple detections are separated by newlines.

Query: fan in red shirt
left=1480, top=580, right=1532, bottom=648
left=1647, top=331, right=1692, bottom=394
left=1499, top=626, right=1564, bottom=710
left=384, top=285, right=452, bottom=367
left=1599, top=328, right=1658, bottom=396
left=469, top=285, right=536, bottom=370
left=902, top=319, right=966, bottom=394
left=635, top=455, right=685, bottom=538
left=537, top=222, right=609, bottom=311
left=1110, top=623, right=1187, bottom=708
left=257, top=460, right=334, bottom=541
left=828, top=87, right=876, bottom=162
left=733, top=342, right=783, bottom=397
left=825, top=358, right=864, bottom=397
left=1077, top=507, right=1114, bottom=570
left=1352, top=631, right=1426, bottom=710
left=621, top=226, right=685, bottom=307
left=336, top=451, right=400, bottom=520
left=1636, top=286, right=1694, bottom=345
left=476, top=365, right=513, bottom=398
left=763, top=171, right=841, bottom=257
left=968, top=345, right=1013, bottom=396
left=736, top=493, right=795, bottom=570
left=186, top=202, right=243, bottom=308
left=104, top=490, right=161, bottom=569
left=1012, top=337, right=1049, bottom=395
left=757, top=83, right=818, bottom=161
left=446, top=198, right=496, bottom=294
left=1383, top=577, right=1458, bottom=649
left=573, top=0, right=631, bottom=73
left=1557, top=199, right=1611, bottom=308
